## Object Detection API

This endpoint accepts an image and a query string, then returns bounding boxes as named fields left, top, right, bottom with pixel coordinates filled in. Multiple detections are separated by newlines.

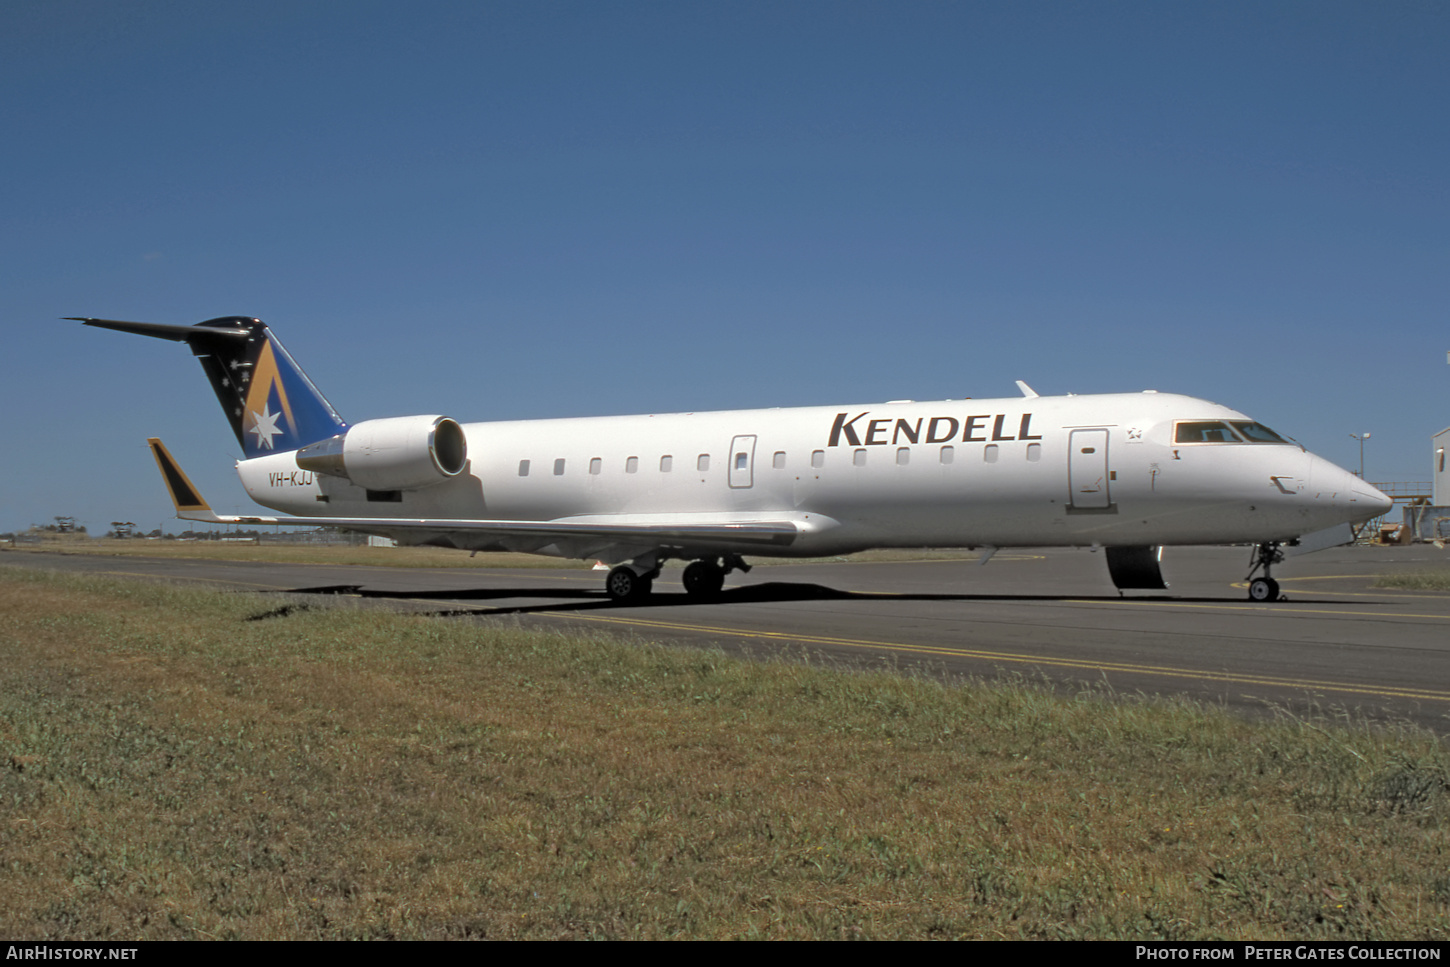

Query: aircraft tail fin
left=74, top=317, right=347, bottom=458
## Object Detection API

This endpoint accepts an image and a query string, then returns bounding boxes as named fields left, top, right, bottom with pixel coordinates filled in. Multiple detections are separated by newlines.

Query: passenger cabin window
left=1026, top=443, right=1042, bottom=462
left=661, top=455, right=673, bottom=472
left=518, top=459, right=530, bottom=477
left=811, top=450, right=824, bottom=469
left=553, top=458, right=566, bottom=475
left=896, top=447, right=909, bottom=466
left=773, top=451, right=786, bottom=470
left=589, top=458, right=601, bottom=475
left=984, top=444, right=999, bottom=463
left=697, top=454, right=710, bottom=472
left=940, top=445, right=954, bottom=464
left=626, top=456, right=639, bottom=473
left=853, top=449, right=867, bottom=467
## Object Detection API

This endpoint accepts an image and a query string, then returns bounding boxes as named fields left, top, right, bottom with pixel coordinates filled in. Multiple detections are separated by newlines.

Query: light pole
left=1348, top=432, right=1370, bottom=478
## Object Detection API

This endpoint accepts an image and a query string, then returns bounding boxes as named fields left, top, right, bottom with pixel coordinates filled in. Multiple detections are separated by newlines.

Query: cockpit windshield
left=1228, top=421, right=1289, bottom=444
left=1175, top=421, right=1239, bottom=443
left=1173, top=420, right=1292, bottom=445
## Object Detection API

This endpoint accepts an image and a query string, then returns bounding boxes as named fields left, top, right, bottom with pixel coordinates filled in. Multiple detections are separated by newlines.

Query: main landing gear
left=603, top=554, right=751, bottom=603
left=682, top=560, right=725, bottom=597
left=1246, top=541, right=1285, bottom=602
left=605, top=564, right=657, bottom=602
left=682, top=554, right=750, bottom=600
left=681, top=554, right=750, bottom=598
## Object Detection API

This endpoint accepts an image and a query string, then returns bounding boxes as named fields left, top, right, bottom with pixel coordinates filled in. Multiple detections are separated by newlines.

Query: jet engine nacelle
left=295, top=415, right=468, bottom=491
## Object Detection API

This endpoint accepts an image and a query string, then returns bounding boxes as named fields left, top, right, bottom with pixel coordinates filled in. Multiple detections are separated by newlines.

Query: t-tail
left=70, top=317, right=347, bottom=458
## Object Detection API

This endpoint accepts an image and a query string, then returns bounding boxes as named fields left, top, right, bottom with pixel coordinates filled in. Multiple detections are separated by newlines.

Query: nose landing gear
left=1246, top=542, right=1285, bottom=602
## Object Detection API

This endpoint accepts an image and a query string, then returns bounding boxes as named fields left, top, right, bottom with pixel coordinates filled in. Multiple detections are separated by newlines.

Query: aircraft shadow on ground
left=277, top=580, right=1263, bottom=618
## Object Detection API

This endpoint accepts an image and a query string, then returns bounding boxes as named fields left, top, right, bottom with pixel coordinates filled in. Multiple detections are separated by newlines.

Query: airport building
left=1397, top=427, right=1450, bottom=542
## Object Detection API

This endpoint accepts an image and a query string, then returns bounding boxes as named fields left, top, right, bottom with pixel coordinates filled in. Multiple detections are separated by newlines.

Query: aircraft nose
left=1311, top=457, right=1393, bottom=522
left=1362, top=480, right=1394, bottom=517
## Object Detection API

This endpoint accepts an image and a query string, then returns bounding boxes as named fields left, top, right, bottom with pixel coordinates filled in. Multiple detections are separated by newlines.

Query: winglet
left=148, top=438, right=213, bottom=515
left=1015, top=380, right=1039, bottom=399
left=147, top=438, right=279, bottom=524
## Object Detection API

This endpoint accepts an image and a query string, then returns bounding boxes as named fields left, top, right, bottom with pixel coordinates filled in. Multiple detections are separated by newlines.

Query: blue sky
left=3, top=1, right=1446, bottom=533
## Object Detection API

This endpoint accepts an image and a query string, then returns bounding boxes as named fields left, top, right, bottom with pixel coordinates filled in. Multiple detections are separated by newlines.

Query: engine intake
left=296, top=416, right=467, bottom=491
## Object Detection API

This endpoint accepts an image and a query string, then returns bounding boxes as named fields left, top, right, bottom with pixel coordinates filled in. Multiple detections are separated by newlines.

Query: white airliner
left=77, top=316, right=1392, bottom=603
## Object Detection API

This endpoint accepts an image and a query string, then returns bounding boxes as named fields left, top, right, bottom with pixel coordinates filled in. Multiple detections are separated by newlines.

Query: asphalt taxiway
left=6, top=544, right=1450, bottom=729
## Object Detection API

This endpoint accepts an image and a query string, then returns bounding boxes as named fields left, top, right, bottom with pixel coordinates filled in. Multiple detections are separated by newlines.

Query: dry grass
left=1373, top=570, right=1450, bottom=592
left=3, top=567, right=1449, bottom=939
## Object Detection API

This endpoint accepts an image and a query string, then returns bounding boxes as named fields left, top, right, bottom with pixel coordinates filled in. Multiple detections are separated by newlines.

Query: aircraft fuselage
left=235, top=390, right=1382, bottom=559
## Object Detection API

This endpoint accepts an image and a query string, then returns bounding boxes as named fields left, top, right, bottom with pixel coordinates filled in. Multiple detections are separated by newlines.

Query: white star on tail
left=249, top=405, right=282, bottom=449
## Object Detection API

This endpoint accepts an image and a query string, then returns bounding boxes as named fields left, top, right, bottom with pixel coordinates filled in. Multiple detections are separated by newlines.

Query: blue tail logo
left=236, top=331, right=346, bottom=457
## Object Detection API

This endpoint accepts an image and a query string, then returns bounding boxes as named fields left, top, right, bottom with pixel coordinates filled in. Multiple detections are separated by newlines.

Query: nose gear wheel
left=1245, top=542, right=1285, bottom=602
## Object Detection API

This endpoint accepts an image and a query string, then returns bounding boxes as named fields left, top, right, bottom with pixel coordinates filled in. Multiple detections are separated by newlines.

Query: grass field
left=1374, top=570, right=1450, bottom=592
left=3, top=566, right=1450, bottom=939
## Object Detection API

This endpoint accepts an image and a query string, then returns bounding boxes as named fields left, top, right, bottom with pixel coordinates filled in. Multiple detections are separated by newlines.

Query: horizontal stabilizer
left=68, top=318, right=251, bottom=343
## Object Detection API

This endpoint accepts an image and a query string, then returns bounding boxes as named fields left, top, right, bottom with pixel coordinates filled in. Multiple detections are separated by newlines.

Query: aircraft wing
left=148, top=438, right=809, bottom=555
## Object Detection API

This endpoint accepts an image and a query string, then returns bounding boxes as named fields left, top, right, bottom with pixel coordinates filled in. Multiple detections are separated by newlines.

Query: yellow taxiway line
left=1066, top=597, right=1450, bottom=622
left=543, top=611, right=1450, bottom=705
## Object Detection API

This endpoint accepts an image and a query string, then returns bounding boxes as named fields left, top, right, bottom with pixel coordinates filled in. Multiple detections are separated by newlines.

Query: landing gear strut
left=1246, top=542, right=1284, bottom=602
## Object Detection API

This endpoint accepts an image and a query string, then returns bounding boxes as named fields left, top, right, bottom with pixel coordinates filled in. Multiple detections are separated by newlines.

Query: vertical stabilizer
left=74, top=317, right=347, bottom=457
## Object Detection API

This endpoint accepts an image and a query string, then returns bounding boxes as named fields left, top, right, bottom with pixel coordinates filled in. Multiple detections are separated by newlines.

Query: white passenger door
left=728, top=434, right=756, bottom=489
left=1069, top=428, right=1110, bottom=509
